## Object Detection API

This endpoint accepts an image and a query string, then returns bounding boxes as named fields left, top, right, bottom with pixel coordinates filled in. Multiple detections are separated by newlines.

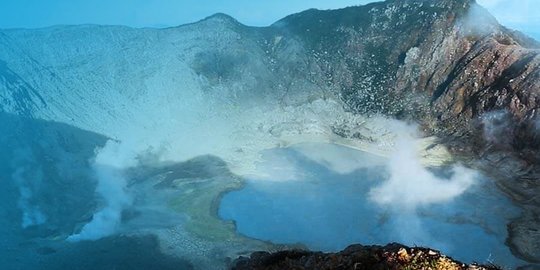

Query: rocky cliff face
left=1, top=0, right=539, bottom=264
left=277, top=0, right=540, bottom=145
left=275, top=0, right=540, bottom=262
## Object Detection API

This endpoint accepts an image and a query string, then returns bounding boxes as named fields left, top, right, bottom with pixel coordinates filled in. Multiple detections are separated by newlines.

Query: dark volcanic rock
left=231, top=244, right=499, bottom=270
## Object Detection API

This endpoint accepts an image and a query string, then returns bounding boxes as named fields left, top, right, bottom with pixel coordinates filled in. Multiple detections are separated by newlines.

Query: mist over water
left=367, top=122, right=478, bottom=248
left=368, top=122, right=476, bottom=209
left=219, top=142, right=524, bottom=268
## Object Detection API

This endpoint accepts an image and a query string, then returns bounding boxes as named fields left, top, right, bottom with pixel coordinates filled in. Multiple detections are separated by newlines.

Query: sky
left=0, top=0, right=538, bottom=39
left=476, top=0, right=540, bottom=39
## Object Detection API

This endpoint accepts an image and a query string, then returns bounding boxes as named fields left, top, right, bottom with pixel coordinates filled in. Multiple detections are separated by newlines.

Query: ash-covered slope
left=0, top=15, right=356, bottom=178
left=0, top=19, right=322, bottom=133
left=1, top=0, right=540, bottom=264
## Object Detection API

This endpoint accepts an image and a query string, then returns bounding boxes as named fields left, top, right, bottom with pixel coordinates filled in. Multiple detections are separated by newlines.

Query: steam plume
left=11, top=147, right=47, bottom=228
left=68, top=140, right=137, bottom=241
left=368, top=121, right=476, bottom=244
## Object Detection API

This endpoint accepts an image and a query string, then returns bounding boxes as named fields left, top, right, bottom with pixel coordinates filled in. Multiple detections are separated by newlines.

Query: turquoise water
left=219, top=144, right=525, bottom=268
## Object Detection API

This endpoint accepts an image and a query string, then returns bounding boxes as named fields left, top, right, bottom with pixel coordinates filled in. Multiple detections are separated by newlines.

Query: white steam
left=293, top=142, right=386, bottom=175
left=481, top=110, right=511, bottom=145
left=459, top=3, right=499, bottom=37
left=369, top=121, right=476, bottom=209
left=67, top=140, right=137, bottom=242
left=11, top=147, right=47, bottom=228
left=368, top=121, right=477, bottom=245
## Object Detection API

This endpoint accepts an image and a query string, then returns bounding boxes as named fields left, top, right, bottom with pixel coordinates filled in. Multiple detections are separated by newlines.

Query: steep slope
left=0, top=34, right=47, bottom=116
left=1, top=0, right=539, bottom=264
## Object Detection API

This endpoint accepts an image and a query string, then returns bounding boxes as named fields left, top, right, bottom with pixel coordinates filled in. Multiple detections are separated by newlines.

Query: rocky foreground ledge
left=232, top=244, right=499, bottom=270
